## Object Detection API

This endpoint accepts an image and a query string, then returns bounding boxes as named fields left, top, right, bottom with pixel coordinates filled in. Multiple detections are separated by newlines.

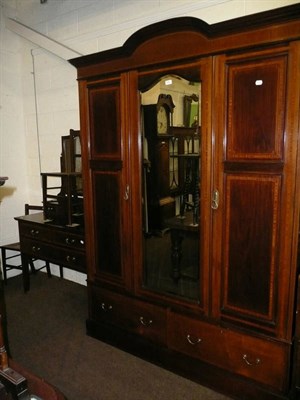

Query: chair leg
left=45, top=262, right=51, bottom=278
left=21, top=254, right=30, bottom=292
left=29, top=259, right=36, bottom=274
left=59, top=265, right=63, bottom=278
left=1, top=248, right=8, bottom=284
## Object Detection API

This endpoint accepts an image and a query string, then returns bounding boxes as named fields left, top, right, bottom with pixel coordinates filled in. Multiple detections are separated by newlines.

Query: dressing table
left=15, top=212, right=85, bottom=291
left=15, top=129, right=85, bottom=291
left=15, top=213, right=85, bottom=291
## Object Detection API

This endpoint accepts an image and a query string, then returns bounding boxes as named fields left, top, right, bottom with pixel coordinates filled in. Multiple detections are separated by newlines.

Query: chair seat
left=1, top=243, right=20, bottom=251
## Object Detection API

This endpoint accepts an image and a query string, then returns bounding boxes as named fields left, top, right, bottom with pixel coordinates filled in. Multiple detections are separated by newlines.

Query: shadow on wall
left=0, top=186, right=16, bottom=202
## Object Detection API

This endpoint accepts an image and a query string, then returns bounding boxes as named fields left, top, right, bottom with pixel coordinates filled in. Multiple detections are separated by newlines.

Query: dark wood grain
left=70, top=5, right=300, bottom=399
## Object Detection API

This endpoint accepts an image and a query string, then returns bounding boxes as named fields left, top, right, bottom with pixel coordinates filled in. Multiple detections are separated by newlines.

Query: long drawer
left=91, top=286, right=167, bottom=345
left=19, top=222, right=85, bottom=250
left=54, top=230, right=85, bottom=249
left=21, top=238, right=86, bottom=272
left=168, top=311, right=290, bottom=392
left=19, top=222, right=52, bottom=242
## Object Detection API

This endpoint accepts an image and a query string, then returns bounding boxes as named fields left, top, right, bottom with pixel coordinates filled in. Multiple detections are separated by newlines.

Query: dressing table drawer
left=20, top=222, right=84, bottom=250
left=19, top=222, right=52, bottom=241
left=17, top=212, right=86, bottom=274
left=50, top=230, right=85, bottom=250
left=21, top=238, right=86, bottom=273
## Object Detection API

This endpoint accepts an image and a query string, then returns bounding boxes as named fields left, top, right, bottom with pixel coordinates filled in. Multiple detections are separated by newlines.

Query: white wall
left=0, top=0, right=298, bottom=284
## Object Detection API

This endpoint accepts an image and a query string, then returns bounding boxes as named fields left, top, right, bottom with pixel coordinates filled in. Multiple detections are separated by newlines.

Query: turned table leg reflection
left=170, top=229, right=184, bottom=282
left=167, top=212, right=199, bottom=283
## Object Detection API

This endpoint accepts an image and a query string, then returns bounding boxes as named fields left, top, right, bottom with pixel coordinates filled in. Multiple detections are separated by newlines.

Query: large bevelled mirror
left=140, top=73, right=201, bottom=301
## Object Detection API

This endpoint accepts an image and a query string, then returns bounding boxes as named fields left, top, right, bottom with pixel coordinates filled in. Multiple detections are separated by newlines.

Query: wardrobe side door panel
left=85, top=76, right=131, bottom=289
left=227, top=57, right=286, bottom=160
left=89, top=85, right=121, bottom=158
left=213, top=45, right=300, bottom=338
left=223, top=174, right=280, bottom=325
left=94, top=171, right=122, bottom=276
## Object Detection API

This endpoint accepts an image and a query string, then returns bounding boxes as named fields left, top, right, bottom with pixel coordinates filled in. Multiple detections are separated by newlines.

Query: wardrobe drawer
left=91, top=287, right=167, bottom=345
left=225, top=329, right=289, bottom=392
left=168, top=312, right=226, bottom=368
left=168, top=312, right=289, bottom=391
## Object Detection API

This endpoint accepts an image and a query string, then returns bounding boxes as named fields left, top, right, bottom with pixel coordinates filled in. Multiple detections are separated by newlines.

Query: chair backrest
left=25, top=204, right=43, bottom=216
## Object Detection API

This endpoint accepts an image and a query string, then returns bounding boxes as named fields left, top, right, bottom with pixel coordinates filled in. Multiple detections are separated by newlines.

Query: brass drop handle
left=101, top=303, right=113, bottom=312
left=211, top=189, right=219, bottom=210
left=32, top=246, right=41, bottom=253
left=124, top=184, right=130, bottom=201
left=242, top=354, right=261, bottom=366
left=65, top=238, right=75, bottom=245
left=139, top=316, right=153, bottom=326
left=66, top=255, right=76, bottom=263
left=186, top=334, right=202, bottom=345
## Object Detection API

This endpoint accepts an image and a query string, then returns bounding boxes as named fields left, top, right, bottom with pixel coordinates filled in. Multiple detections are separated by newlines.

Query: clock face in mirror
left=157, top=106, right=168, bottom=134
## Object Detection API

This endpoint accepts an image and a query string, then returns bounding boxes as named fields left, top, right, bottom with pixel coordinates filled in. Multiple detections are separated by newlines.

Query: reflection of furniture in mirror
left=183, top=94, right=199, bottom=127
left=70, top=6, right=300, bottom=400
left=169, top=126, right=200, bottom=222
left=166, top=211, right=199, bottom=282
left=143, top=96, right=176, bottom=233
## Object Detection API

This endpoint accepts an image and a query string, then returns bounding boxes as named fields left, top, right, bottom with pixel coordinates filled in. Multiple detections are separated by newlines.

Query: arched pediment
left=70, top=4, right=300, bottom=79
left=123, top=16, right=212, bottom=53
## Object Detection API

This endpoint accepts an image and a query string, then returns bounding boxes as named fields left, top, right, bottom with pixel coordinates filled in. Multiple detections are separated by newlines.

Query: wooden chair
left=0, top=204, right=51, bottom=291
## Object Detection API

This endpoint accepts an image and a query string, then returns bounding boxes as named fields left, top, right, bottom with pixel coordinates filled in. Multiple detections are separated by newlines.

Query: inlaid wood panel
left=94, top=171, right=123, bottom=277
left=88, top=84, right=121, bottom=158
left=221, top=174, right=281, bottom=328
left=226, top=55, right=287, bottom=160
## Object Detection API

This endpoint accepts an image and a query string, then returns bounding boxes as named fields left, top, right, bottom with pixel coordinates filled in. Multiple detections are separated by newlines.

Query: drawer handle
left=66, top=255, right=76, bottom=263
left=139, top=316, right=153, bottom=326
left=186, top=334, right=202, bottom=345
left=242, top=354, right=261, bottom=366
left=32, top=246, right=41, bottom=253
left=65, top=238, right=75, bottom=245
left=124, top=184, right=130, bottom=201
left=30, top=229, right=39, bottom=236
left=211, top=189, right=219, bottom=210
left=101, top=303, right=112, bottom=312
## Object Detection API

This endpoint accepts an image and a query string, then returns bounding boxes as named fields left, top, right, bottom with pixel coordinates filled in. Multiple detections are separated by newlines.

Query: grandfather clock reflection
left=143, top=94, right=175, bottom=234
